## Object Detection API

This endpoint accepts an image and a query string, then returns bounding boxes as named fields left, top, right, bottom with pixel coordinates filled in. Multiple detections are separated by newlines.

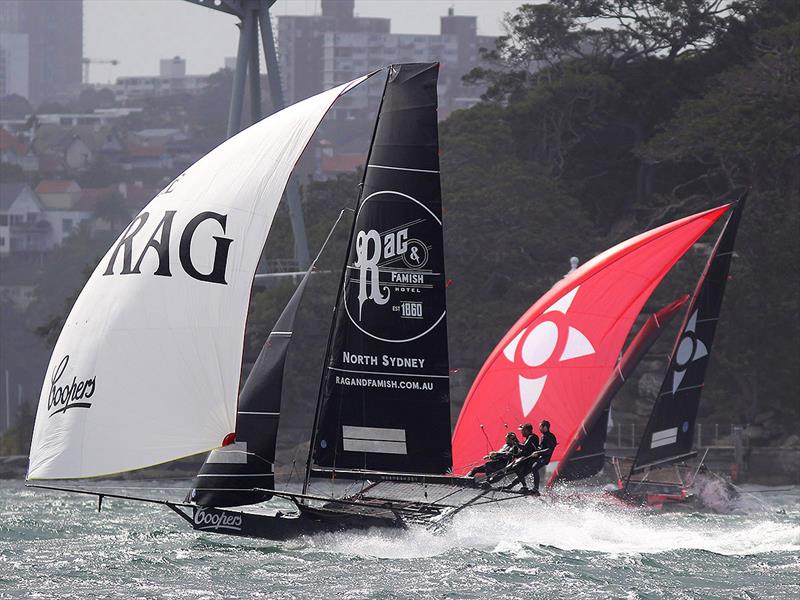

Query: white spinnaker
left=28, top=75, right=371, bottom=479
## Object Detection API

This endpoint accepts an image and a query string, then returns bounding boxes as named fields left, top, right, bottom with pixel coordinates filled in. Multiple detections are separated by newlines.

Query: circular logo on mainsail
left=343, top=190, right=445, bottom=343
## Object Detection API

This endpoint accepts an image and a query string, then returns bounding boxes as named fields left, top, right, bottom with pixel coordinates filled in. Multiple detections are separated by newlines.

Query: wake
left=301, top=489, right=800, bottom=559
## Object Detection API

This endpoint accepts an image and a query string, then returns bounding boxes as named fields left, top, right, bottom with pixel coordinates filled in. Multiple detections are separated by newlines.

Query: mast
left=627, top=194, right=746, bottom=479
left=302, top=69, right=392, bottom=495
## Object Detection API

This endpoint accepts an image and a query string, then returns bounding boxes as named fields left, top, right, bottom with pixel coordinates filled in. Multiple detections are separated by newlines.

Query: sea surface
left=0, top=479, right=798, bottom=599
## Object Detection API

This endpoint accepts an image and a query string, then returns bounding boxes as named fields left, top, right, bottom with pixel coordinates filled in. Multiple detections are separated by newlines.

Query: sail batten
left=27, top=75, right=372, bottom=480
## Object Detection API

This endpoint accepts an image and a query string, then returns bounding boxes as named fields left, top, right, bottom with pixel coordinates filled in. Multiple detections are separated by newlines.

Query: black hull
left=190, top=503, right=404, bottom=540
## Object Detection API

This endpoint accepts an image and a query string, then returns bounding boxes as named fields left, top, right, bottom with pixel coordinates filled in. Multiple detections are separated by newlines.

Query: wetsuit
left=468, top=442, right=520, bottom=477
left=528, top=430, right=557, bottom=492
left=503, top=434, right=540, bottom=489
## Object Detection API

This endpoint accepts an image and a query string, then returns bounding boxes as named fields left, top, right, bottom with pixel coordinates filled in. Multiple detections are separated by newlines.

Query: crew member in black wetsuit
left=501, top=423, right=540, bottom=492
left=528, top=420, right=557, bottom=494
left=467, top=432, right=520, bottom=478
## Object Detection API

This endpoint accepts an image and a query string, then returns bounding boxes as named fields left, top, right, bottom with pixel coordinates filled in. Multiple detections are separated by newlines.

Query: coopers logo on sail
left=344, top=190, right=446, bottom=343
left=193, top=507, right=243, bottom=532
left=47, top=355, right=96, bottom=417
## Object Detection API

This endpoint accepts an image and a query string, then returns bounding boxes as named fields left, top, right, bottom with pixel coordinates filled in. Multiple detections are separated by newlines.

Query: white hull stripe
left=237, top=411, right=280, bottom=416
left=368, top=164, right=440, bottom=174
left=342, top=425, right=408, bottom=455
left=207, top=442, right=248, bottom=464
left=650, top=427, right=678, bottom=448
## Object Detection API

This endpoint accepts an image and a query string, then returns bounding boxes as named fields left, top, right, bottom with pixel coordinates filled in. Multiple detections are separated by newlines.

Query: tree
left=92, top=191, right=133, bottom=233
left=559, top=0, right=744, bottom=62
left=0, top=94, right=33, bottom=119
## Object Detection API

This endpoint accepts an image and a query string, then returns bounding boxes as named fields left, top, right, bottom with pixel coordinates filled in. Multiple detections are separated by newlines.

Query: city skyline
left=83, top=0, right=523, bottom=83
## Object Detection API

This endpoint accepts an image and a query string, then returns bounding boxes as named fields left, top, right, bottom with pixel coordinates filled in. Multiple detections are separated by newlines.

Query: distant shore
left=4, top=446, right=798, bottom=485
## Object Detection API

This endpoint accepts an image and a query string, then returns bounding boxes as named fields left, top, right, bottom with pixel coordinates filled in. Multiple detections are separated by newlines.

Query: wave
left=299, top=492, right=800, bottom=559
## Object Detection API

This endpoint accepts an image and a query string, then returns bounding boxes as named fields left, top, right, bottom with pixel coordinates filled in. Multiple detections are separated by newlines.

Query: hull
left=606, top=482, right=692, bottom=510
left=190, top=502, right=404, bottom=540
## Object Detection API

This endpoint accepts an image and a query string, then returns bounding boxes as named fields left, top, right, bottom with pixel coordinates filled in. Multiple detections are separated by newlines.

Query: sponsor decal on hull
left=193, top=507, right=244, bottom=532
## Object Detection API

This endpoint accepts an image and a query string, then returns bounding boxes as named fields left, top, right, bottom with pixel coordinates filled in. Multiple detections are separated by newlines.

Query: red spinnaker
left=545, top=295, right=689, bottom=488
left=451, top=205, right=730, bottom=475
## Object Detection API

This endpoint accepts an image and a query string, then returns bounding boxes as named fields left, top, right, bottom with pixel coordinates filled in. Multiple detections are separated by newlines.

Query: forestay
left=28, top=75, right=370, bottom=480
left=451, top=205, right=731, bottom=475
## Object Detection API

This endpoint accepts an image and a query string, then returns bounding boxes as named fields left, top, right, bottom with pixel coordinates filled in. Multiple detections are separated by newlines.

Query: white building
left=0, top=31, right=28, bottom=98
left=112, top=57, right=207, bottom=102
left=160, top=56, right=186, bottom=79
left=0, top=183, right=51, bottom=255
left=35, top=180, right=91, bottom=246
left=0, top=107, right=142, bottom=133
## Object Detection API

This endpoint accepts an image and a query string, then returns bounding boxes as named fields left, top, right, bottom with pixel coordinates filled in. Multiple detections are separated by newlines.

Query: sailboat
left=608, top=197, right=746, bottom=508
left=549, top=295, right=690, bottom=482
left=451, top=203, right=732, bottom=483
left=25, top=60, right=744, bottom=537
left=27, top=63, right=530, bottom=539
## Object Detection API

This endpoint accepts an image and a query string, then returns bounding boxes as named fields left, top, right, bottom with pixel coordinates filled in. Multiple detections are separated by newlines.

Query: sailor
left=504, top=421, right=557, bottom=495
left=528, top=420, right=557, bottom=494
left=501, top=423, right=540, bottom=493
left=467, top=431, right=520, bottom=478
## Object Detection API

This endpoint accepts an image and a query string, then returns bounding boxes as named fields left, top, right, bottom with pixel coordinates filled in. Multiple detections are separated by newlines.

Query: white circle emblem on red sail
left=521, top=321, right=559, bottom=367
left=502, top=285, right=596, bottom=416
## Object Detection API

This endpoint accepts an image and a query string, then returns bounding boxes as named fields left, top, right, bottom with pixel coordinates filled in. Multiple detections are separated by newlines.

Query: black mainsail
left=552, top=296, right=689, bottom=482
left=309, top=63, right=452, bottom=479
left=629, top=197, right=745, bottom=475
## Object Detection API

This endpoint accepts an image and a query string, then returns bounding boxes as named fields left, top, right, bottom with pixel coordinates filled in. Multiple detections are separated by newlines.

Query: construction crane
left=82, top=58, right=120, bottom=84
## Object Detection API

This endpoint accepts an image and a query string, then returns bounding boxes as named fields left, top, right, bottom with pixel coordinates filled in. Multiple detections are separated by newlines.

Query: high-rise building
left=0, top=0, right=82, bottom=106
left=0, top=32, right=29, bottom=98
left=277, top=0, right=390, bottom=107
left=277, top=2, right=494, bottom=122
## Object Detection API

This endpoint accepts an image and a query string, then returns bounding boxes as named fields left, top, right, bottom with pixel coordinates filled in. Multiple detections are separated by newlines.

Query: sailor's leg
left=468, top=464, right=487, bottom=477
left=516, top=462, right=531, bottom=490
left=532, top=461, right=541, bottom=491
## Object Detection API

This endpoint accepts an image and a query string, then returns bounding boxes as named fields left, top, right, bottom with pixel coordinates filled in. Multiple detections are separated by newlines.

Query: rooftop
left=35, top=180, right=80, bottom=195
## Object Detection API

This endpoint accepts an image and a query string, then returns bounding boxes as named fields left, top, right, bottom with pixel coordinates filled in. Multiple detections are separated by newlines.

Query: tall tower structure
left=184, top=0, right=309, bottom=269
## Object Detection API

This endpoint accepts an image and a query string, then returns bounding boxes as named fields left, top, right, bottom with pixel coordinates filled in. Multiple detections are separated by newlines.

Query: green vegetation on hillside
left=6, top=0, right=797, bottom=456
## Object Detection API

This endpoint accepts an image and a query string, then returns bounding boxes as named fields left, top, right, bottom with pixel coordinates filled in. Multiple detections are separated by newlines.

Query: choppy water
left=1, top=479, right=798, bottom=599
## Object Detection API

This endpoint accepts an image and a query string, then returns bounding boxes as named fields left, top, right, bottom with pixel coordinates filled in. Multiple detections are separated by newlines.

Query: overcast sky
left=83, top=0, right=524, bottom=83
